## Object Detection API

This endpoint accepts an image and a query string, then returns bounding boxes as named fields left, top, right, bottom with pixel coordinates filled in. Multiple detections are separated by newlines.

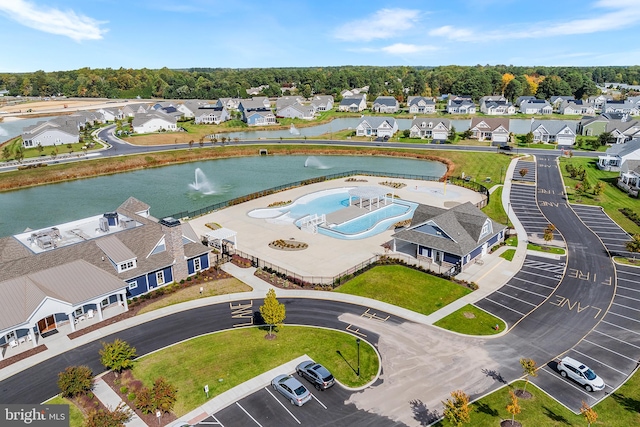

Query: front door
left=434, top=251, right=443, bottom=264
left=37, top=315, right=56, bottom=333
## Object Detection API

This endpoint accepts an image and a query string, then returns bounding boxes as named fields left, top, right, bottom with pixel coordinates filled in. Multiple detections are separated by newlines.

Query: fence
left=169, top=170, right=489, bottom=219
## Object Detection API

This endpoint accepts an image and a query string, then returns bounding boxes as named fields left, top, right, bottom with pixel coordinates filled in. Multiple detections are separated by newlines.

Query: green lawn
left=435, top=378, right=640, bottom=426
left=527, top=243, right=566, bottom=254
left=614, top=256, right=640, bottom=266
left=433, top=304, right=505, bottom=335
left=1, top=137, right=101, bottom=161
left=133, top=326, right=378, bottom=416
left=45, top=395, right=84, bottom=427
left=560, top=157, right=640, bottom=235
left=500, top=249, right=516, bottom=261
left=482, top=186, right=508, bottom=224
left=334, top=265, right=471, bottom=315
left=505, top=235, right=518, bottom=247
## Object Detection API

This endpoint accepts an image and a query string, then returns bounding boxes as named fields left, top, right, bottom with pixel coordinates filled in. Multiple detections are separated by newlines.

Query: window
left=156, top=270, right=165, bottom=285
left=101, top=299, right=109, bottom=307
left=128, top=281, right=138, bottom=290
left=118, top=260, right=136, bottom=272
left=193, top=257, right=201, bottom=272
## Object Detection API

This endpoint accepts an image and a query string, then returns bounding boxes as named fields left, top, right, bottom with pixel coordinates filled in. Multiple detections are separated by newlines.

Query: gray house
left=372, top=96, right=399, bottom=113
left=531, top=120, right=576, bottom=146
left=194, top=106, right=230, bottom=125
left=409, top=118, right=450, bottom=140
left=407, top=96, right=436, bottom=114
left=22, top=118, right=80, bottom=148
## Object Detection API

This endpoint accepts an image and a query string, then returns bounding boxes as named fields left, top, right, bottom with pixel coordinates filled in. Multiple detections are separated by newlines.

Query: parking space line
left=504, top=284, right=548, bottom=298
left=264, top=387, right=301, bottom=424
left=345, top=324, right=367, bottom=337
left=361, top=308, right=390, bottom=321
left=612, top=302, right=640, bottom=313
left=619, top=270, right=640, bottom=278
left=601, top=320, right=640, bottom=337
left=312, top=393, right=328, bottom=409
left=539, top=367, right=602, bottom=398
left=613, top=293, right=640, bottom=304
left=571, top=349, right=628, bottom=376
left=517, top=270, right=561, bottom=281
left=581, top=339, right=639, bottom=363
left=495, top=291, right=537, bottom=307
left=199, top=415, right=224, bottom=426
left=616, top=285, right=640, bottom=293
left=484, top=297, right=526, bottom=316
left=510, top=277, right=555, bottom=289
left=607, top=311, right=640, bottom=324
left=235, top=402, right=264, bottom=426
left=592, top=329, right=640, bottom=351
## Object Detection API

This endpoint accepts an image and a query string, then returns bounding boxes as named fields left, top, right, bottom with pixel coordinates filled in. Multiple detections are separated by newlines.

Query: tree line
left=1, top=65, right=639, bottom=102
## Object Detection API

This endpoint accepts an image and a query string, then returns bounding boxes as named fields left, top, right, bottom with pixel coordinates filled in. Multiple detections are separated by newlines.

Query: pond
left=0, top=154, right=447, bottom=238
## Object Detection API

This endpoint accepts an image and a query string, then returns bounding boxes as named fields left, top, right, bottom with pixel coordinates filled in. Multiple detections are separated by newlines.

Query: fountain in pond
left=189, top=168, right=216, bottom=195
left=0, top=126, right=8, bottom=137
left=289, top=123, right=300, bottom=135
left=304, top=156, right=330, bottom=169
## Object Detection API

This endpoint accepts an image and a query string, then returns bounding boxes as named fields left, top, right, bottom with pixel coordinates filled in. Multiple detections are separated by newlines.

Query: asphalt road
left=0, top=299, right=391, bottom=405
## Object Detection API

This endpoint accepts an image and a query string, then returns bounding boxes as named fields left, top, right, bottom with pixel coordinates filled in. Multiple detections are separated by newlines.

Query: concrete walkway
left=93, top=376, right=146, bottom=427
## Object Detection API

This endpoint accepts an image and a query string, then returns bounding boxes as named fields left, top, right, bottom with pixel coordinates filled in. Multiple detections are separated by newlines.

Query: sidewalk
left=93, top=377, right=146, bottom=427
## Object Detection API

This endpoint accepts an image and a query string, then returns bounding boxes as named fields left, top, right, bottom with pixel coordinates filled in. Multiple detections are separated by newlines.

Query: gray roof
left=276, top=96, right=304, bottom=109
left=96, top=235, right=137, bottom=263
left=407, top=96, right=435, bottom=106
left=373, top=96, right=398, bottom=107
left=410, top=118, right=450, bottom=129
left=358, top=116, right=397, bottom=129
left=239, top=98, right=270, bottom=111
left=532, top=120, right=576, bottom=135
left=516, top=96, right=536, bottom=106
left=605, top=139, right=640, bottom=158
left=393, top=202, right=504, bottom=257
left=621, top=159, right=640, bottom=174
left=132, top=112, right=177, bottom=127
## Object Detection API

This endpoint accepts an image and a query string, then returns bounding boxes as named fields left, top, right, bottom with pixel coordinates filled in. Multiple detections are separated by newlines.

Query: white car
left=557, top=356, right=605, bottom=392
left=271, top=374, right=312, bottom=406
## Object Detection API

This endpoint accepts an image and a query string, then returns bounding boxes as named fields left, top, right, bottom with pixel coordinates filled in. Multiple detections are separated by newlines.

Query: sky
left=1, top=0, right=640, bottom=72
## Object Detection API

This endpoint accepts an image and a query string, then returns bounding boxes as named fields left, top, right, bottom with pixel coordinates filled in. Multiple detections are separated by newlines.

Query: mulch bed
left=0, top=344, right=48, bottom=370
left=102, top=370, right=177, bottom=426
left=500, top=420, right=522, bottom=427
left=514, top=389, right=532, bottom=399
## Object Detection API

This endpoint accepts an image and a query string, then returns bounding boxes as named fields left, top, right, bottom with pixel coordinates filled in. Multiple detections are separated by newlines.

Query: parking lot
left=202, top=381, right=405, bottom=427
left=509, top=183, right=559, bottom=241
left=571, top=204, right=634, bottom=257
left=512, top=160, right=536, bottom=183
left=475, top=254, right=564, bottom=328
left=532, top=262, right=640, bottom=411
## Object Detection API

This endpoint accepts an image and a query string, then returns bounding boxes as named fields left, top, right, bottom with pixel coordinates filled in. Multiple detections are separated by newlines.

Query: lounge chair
left=87, top=309, right=94, bottom=319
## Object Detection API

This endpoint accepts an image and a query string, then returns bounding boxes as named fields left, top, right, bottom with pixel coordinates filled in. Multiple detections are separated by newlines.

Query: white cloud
left=334, top=8, right=421, bottom=42
left=430, top=0, right=640, bottom=42
left=0, top=0, right=107, bottom=41
left=381, top=43, right=438, bottom=55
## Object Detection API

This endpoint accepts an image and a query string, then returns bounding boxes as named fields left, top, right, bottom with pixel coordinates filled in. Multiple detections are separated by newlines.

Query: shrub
left=128, top=392, right=136, bottom=401
left=120, top=386, right=128, bottom=394
left=57, top=365, right=93, bottom=398
left=99, top=339, right=137, bottom=374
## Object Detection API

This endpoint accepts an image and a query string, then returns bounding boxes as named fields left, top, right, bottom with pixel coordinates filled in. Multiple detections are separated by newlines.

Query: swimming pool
left=248, top=187, right=418, bottom=239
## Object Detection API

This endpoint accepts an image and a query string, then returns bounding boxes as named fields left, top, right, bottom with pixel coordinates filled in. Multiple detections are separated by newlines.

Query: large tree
left=442, top=390, right=471, bottom=426
left=536, top=75, right=572, bottom=99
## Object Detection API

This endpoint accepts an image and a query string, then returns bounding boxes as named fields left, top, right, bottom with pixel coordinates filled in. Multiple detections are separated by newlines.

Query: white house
left=469, top=118, right=510, bottom=143
left=559, top=100, right=596, bottom=115
left=520, top=100, right=553, bottom=115
left=310, top=95, right=334, bottom=112
left=409, top=118, right=450, bottom=140
left=446, top=98, right=476, bottom=114
left=194, top=107, right=230, bottom=125
left=22, top=118, right=80, bottom=148
left=355, top=116, right=398, bottom=138
left=372, top=96, right=399, bottom=113
left=531, top=120, right=576, bottom=146
left=618, top=159, right=640, bottom=197
left=407, top=96, right=436, bottom=114
left=276, top=102, right=316, bottom=120
left=338, top=94, right=367, bottom=112
left=479, top=96, right=516, bottom=115
left=598, top=139, right=640, bottom=171
left=132, top=112, right=177, bottom=133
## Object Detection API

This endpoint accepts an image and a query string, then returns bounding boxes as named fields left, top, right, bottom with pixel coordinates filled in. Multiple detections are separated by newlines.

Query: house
left=515, top=96, right=536, bottom=107
left=341, top=86, right=369, bottom=98
left=602, top=100, right=639, bottom=116
left=559, top=100, right=595, bottom=116
left=550, top=96, right=575, bottom=110
left=132, top=112, right=177, bottom=133
left=392, top=202, right=507, bottom=273
left=409, top=118, right=450, bottom=141
left=245, top=110, right=277, bottom=126
left=372, top=96, right=399, bottom=113
left=355, top=116, right=398, bottom=138
left=338, top=94, right=367, bottom=112
left=276, top=102, right=316, bottom=120
left=520, top=99, right=553, bottom=115
left=407, top=96, right=436, bottom=114
left=177, top=100, right=211, bottom=119
left=479, top=96, right=516, bottom=115
left=238, top=98, right=273, bottom=122
left=617, top=159, right=640, bottom=197
left=276, top=96, right=305, bottom=110
left=194, top=106, right=230, bottom=125
left=21, top=118, right=80, bottom=148
left=96, top=108, right=119, bottom=122
left=469, top=118, right=510, bottom=144
left=0, top=197, right=211, bottom=353
left=588, top=94, right=614, bottom=110
left=310, top=95, right=334, bottom=112
left=246, top=85, right=269, bottom=96
left=120, top=103, right=150, bottom=117
left=216, top=98, right=241, bottom=110
left=598, top=139, right=640, bottom=171
left=446, top=98, right=476, bottom=114
left=531, top=120, right=576, bottom=145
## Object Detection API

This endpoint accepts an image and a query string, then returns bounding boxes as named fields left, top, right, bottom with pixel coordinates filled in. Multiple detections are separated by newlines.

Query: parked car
left=557, top=356, right=605, bottom=392
left=271, top=374, right=312, bottom=406
left=296, top=360, right=335, bottom=390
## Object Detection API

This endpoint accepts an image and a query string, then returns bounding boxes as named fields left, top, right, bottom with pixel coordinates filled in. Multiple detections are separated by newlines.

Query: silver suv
left=296, top=360, right=335, bottom=390
left=557, top=356, right=605, bottom=392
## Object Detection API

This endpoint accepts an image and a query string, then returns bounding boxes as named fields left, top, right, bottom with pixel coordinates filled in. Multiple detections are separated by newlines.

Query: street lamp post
left=356, top=338, right=361, bottom=377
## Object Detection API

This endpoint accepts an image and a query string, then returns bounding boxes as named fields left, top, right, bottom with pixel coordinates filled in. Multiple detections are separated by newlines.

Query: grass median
left=433, top=304, right=505, bottom=336
left=133, top=326, right=379, bottom=416
left=333, top=265, right=471, bottom=316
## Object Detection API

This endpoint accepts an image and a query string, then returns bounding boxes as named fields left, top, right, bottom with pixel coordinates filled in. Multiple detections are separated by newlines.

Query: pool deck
left=188, top=176, right=484, bottom=278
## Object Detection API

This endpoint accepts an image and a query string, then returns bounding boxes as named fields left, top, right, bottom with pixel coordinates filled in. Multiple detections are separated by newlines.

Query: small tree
left=519, top=168, right=528, bottom=178
left=188, top=140, right=194, bottom=149
left=575, top=182, right=584, bottom=201
left=524, top=131, right=534, bottom=145
left=626, top=234, right=640, bottom=259
left=153, top=377, right=178, bottom=414
left=447, top=125, right=457, bottom=143
left=598, top=131, right=615, bottom=146
left=506, top=390, right=521, bottom=426
left=519, top=358, right=538, bottom=394
left=259, top=289, right=286, bottom=338
left=593, top=181, right=606, bottom=198
left=402, top=129, right=410, bottom=138
left=85, top=403, right=131, bottom=427
left=580, top=401, right=598, bottom=427
left=543, top=225, right=556, bottom=245
left=99, top=339, right=137, bottom=376
left=461, top=129, right=473, bottom=140
left=442, top=390, right=471, bottom=426
left=57, top=365, right=93, bottom=397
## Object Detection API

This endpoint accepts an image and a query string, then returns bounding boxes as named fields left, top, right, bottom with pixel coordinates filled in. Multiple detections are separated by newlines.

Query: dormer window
left=118, top=259, right=137, bottom=273
left=480, top=219, right=492, bottom=239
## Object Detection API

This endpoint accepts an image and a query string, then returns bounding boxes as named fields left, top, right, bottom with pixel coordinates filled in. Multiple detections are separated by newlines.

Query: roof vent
left=160, top=217, right=181, bottom=227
